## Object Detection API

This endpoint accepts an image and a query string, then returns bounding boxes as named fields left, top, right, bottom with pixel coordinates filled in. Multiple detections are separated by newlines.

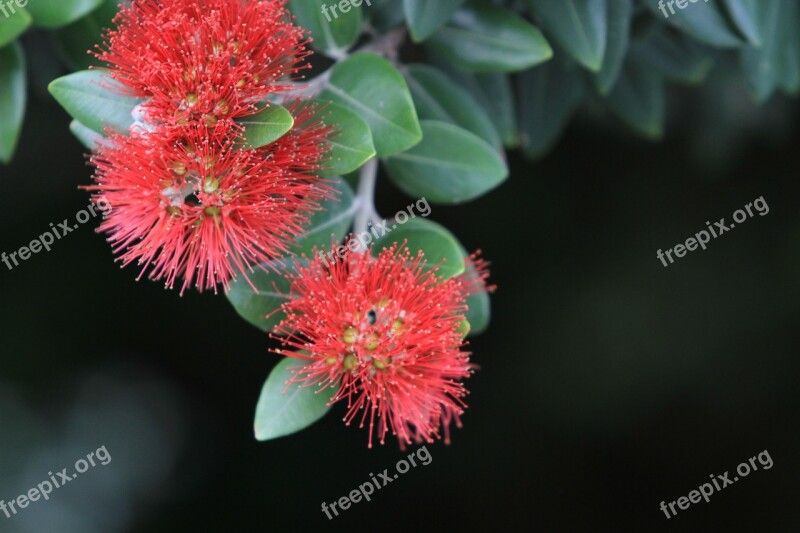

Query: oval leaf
left=369, top=0, right=405, bottom=32
left=0, top=43, right=26, bottom=164
left=455, top=244, right=491, bottom=336
left=320, top=52, right=422, bottom=156
left=385, top=120, right=507, bottom=205
left=48, top=69, right=141, bottom=134
left=428, top=2, right=552, bottom=73
left=518, top=60, right=584, bottom=159
left=405, top=64, right=501, bottom=149
left=317, top=101, right=376, bottom=177
left=289, top=0, right=362, bottom=57
left=435, top=64, right=519, bottom=148
left=642, top=0, right=743, bottom=48
left=69, top=119, right=103, bottom=150
left=0, top=6, right=31, bottom=48
left=596, top=0, right=633, bottom=94
left=722, top=0, right=761, bottom=45
left=777, top=0, right=800, bottom=93
left=607, top=63, right=665, bottom=139
left=403, top=0, right=465, bottom=42
left=254, top=357, right=336, bottom=441
left=630, top=26, right=713, bottom=84
left=27, top=0, right=104, bottom=28
left=739, top=0, right=789, bottom=102
left=226, top=262, right=295, bottom=333
left=471, top=72, right=518, bottom=149
left=238, top=104, right=294, bottom=148
left=465, top=285, right=491, bottom=336
left=374, top=218, right=465, bottom=279
left=529, top=0, right=608, bottom=72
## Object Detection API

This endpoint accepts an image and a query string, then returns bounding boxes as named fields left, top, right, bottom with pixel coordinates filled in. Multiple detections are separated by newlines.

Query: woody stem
left=354, top=157, right=379, bottom=237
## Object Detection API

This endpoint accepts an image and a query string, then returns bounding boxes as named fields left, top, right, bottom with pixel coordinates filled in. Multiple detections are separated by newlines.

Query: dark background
left=1, top=42, right=799, bottom=532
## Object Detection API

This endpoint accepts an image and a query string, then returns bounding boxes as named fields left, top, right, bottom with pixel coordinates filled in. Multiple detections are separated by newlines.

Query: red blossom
left=273, top=244, right=491, bottom=448
left=88, top=104, right=330, bottom=293
left=86, top=0, right=331, bottom=293
left=96, top=0, right=312, bottom=126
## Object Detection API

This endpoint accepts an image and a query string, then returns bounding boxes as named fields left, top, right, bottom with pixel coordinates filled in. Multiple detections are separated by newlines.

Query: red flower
left=88, top=106, right=330, bottom=293
left=274, top=245, right=491, bottom=448
left=96, top=0, right=311, bottom=126
left=86, top=0, right=331, bottom=293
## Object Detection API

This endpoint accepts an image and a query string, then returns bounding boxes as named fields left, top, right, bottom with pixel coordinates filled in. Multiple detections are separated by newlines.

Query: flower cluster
left=81, top=0, right=495, bottom=448
left=274, top=244, right=492, bottom=448
left=87, top=0, right=330, bottom=293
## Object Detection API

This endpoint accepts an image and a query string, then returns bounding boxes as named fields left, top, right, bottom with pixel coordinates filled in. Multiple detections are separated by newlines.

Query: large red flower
left=86, top=0, right=330, bottom=293
left=89, top=106, right=329, bottom=293
left=273, top=245, right=491, bottom=448
left=96, top=0, right=311, bottom=126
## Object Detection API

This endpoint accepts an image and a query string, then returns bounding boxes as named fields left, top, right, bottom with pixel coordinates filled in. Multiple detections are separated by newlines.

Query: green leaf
left=0, top=6, right=31, bottom=48
left=54, top=0, right=118, bottom=70
left=518, top=60, right=584, bottom=159
left=384, top=120, right=508, bottom=205
left=294, top=176, right=356, bottom=254
left=739, top=0, right=788, bottom=102
left=27, top=0, right=104, bottom=28
left=607, top=63, right=665, bottom=139
left=317, top=101, right=376, bottom=177
left=237, top=104, right=294, bottom=148
left=69, top=119, right=103, bottom=150
left=472, top=73, right=518, bottom=148
left=48, top=69, right=141, bottom=134
left=403, top=0, right=465, bottom=42
left=721, top=0, right=761, bottom=45
left=630, top=26, right=714, bottom=84
left=0, top=43, right=26, bottom=164
left=405, top=64, right=501, bottom=149
left=226, top=262, right=294, bottom=333
left=529, top=0, right=608, bottom=72
left=428, top=2, right=552, bottom=73
left=368, top=0, right=405, bottom=32
left=436, top=66, right=518, bottom=148
left=455, top=245, right=491, bottom=336
left=320, top=52, right=421, bottom=156
left=777, top=1, right=800, bottom=93
left=465, top=285, right=491, bottom=336
left=374, top=218, right=465, bottom=279
left=596, top=0, right=633, bottom=94
left=642, top=0, right=743, bottom=48
left=254, top=357, right=336, bottom=441
left=288, top=0, right=362, bottom=57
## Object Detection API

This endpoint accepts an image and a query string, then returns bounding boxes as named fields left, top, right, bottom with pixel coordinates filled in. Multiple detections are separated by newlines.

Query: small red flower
left=274, top=245, right=491, bottom=448
left=86, top=0, right=331, bottom=293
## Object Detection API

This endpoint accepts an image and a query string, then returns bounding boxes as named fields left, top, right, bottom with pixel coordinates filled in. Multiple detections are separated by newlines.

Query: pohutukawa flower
left=88, top=107, right=330, bottom=294
left=86, top=0, right=332, bottom=293
left=273, top=244, right=492, bottom=448
left=96, top=0, right=312, bottom=126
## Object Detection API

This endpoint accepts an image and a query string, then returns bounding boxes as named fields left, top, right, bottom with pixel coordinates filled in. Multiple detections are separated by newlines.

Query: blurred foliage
left=1, top=0, right=796, bottom=164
